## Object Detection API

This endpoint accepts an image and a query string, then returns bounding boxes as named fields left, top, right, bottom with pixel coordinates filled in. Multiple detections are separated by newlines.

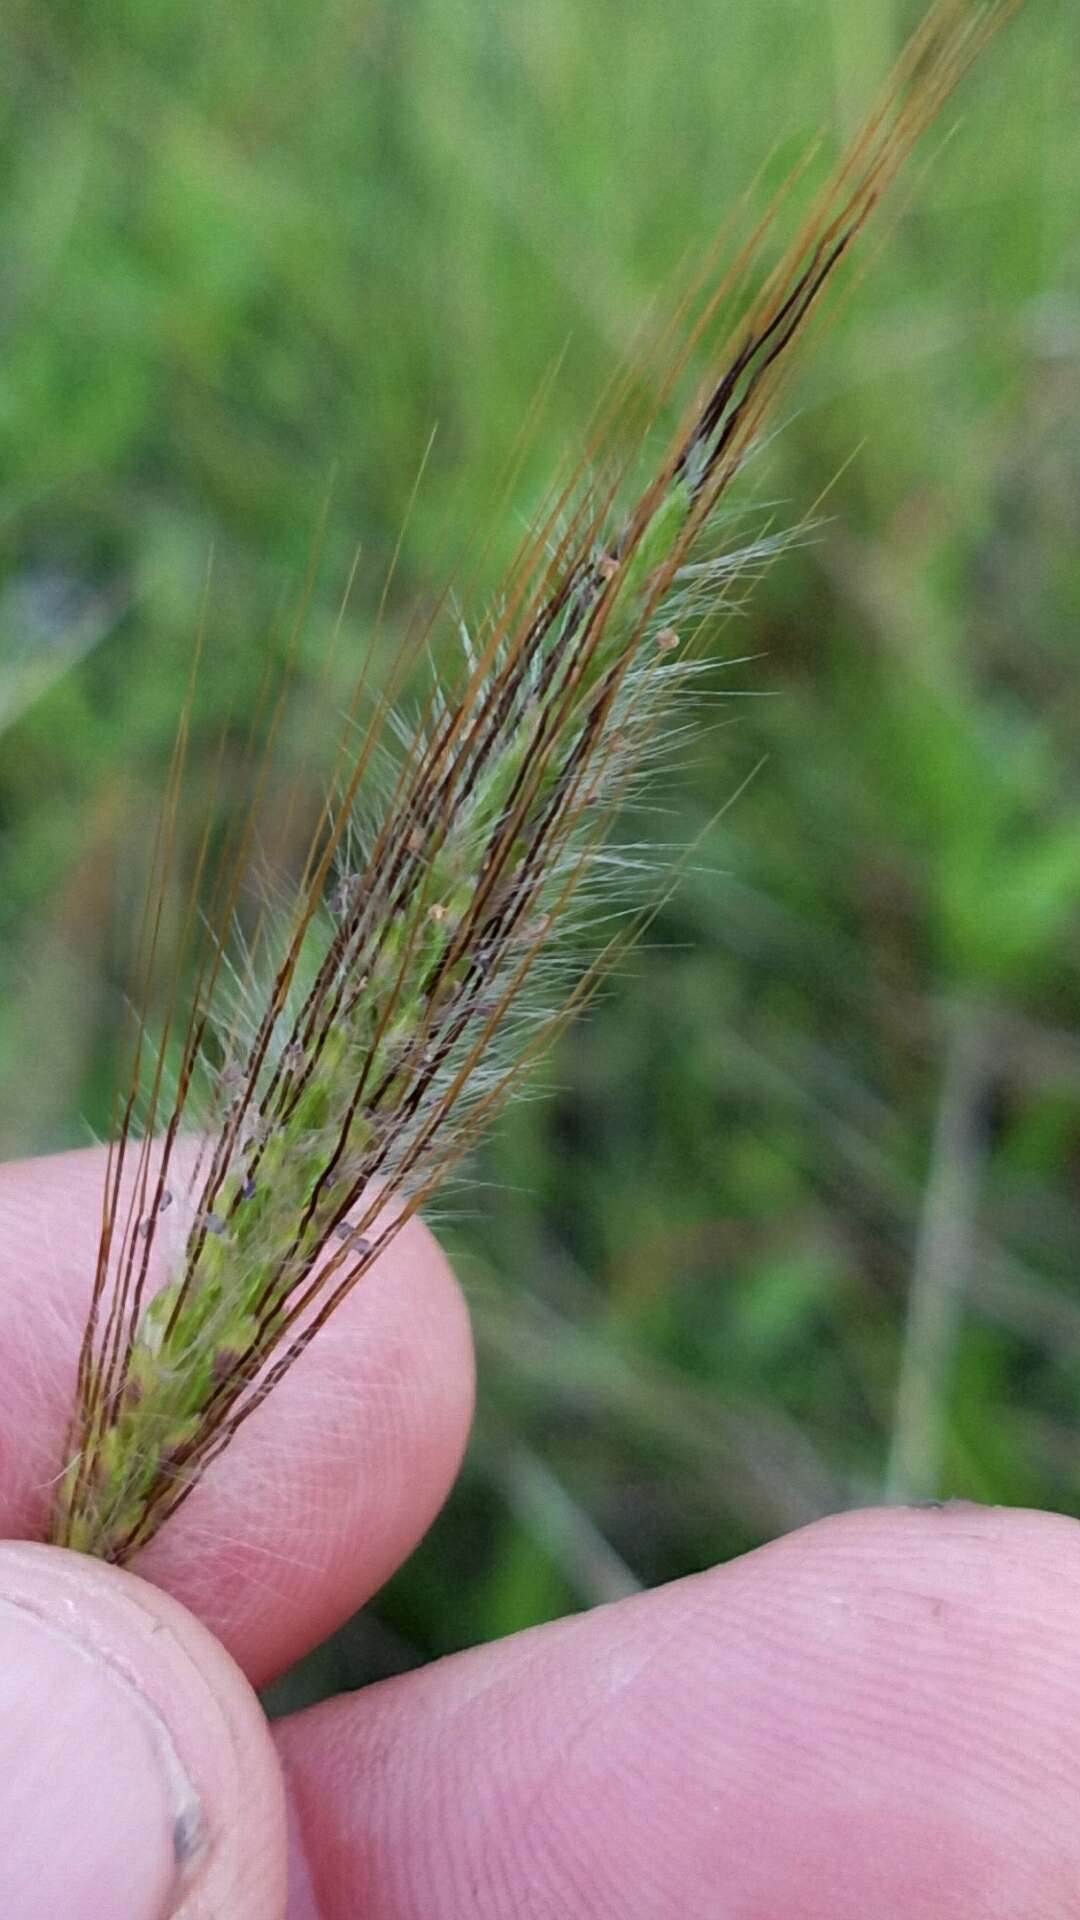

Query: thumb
left=0, top=1542, right=286, bottom=1918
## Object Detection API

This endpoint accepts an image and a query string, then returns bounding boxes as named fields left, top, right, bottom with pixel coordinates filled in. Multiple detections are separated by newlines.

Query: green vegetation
left=2, top=0, right=1078, bottom=1699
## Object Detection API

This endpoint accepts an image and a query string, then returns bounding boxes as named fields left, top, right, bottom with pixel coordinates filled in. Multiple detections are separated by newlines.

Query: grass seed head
left=51, top=0, right=1025, bottom=1564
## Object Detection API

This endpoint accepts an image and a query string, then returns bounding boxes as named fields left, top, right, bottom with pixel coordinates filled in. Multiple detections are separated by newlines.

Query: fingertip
left=0, top=1147, right=475, bottom=1685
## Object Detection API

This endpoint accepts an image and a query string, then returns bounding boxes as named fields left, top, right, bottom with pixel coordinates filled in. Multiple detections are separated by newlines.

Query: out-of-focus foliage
left=2, top=0, right=1078, bottom=1699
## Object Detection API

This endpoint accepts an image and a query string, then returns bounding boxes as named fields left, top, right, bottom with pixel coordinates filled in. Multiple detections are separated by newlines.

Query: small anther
left=334, top=1223, right=373, bottom=1258
left=331, top=872, right=361, bottom=918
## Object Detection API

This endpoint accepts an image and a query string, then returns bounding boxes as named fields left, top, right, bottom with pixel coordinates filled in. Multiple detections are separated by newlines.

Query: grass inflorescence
left=51, top=0, right=1024, bottom=1564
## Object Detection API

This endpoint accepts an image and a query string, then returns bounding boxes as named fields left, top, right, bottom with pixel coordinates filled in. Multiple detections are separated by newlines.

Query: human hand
left=1, top=1148, right=1078, bottom=1918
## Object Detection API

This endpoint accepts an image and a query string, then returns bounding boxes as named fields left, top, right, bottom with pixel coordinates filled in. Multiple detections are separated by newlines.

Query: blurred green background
left=2, top=0, right=1079, bottom=1704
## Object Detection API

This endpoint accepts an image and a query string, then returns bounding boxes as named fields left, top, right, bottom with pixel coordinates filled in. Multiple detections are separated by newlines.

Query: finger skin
left=0, top=1542, right=287, bottom=1919
left=0, top=1148, right=475, bottom=1686
left=277, top=1504, right=1080, bottom=1919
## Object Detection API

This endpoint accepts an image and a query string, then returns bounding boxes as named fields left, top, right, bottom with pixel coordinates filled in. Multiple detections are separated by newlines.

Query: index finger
left=0, top=1146, right=474, bottom=1688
